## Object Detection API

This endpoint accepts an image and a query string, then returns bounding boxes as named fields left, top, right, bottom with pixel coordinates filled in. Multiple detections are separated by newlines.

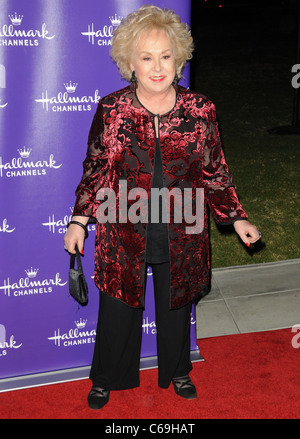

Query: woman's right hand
left=64, top=216, right=89, bottom=255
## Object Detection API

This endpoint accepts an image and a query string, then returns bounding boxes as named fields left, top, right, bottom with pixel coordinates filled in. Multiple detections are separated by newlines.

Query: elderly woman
left=64, top=5, right=260, bottom=409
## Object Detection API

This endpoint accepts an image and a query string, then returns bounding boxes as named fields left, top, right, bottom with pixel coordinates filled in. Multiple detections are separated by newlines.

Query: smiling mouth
left=150, top=76, right=166, bottom=82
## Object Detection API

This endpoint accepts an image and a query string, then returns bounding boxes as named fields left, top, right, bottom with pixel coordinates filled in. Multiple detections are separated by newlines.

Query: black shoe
left=87, top=386, right=110, bottom=410
left=172, top=375, right=197, bottom=400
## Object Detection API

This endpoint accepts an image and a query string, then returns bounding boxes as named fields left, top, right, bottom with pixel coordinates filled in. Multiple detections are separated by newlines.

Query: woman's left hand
left=233, top=219, right=261, bottom=247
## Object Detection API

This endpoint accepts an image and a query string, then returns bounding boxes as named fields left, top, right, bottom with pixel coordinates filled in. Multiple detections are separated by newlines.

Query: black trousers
left=89, top=262, right=192, bottom=390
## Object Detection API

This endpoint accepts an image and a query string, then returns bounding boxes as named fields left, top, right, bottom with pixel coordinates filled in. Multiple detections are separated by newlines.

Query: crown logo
left=75, top=318, right=87, bottom=329
left=64, top=81, right=78, bottom=93
left=25, top=267, right=39, bottom=278
left=17, top=146, right=32, bottom=158
left=8, top=12, right=23, bottom=26
left=109, top=14, right=122, bottom=26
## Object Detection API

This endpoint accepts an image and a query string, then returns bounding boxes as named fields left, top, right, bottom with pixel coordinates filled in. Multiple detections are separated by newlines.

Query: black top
left=145, top=137, right=170, bottom=264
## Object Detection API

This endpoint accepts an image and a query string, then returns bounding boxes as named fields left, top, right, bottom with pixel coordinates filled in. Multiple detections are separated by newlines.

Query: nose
left=153, top=57, right=162, bottom=72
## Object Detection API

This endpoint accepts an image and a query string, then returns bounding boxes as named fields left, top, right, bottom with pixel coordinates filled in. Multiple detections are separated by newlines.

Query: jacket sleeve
left=201, top=100, right=248, bottom=224
left=72, top=101, right=108, bottom=219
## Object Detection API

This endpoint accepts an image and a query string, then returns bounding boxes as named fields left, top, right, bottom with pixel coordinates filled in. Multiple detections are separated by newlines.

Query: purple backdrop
left=0, top=0, right=200, bottom=386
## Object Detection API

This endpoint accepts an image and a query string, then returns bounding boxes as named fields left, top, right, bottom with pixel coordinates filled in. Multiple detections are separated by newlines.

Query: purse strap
left=70, top=245, right=84, bottom=273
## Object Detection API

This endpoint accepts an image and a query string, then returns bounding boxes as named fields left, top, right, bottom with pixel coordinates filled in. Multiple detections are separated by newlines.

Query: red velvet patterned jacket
left=73, top=85, right=248, bottom=309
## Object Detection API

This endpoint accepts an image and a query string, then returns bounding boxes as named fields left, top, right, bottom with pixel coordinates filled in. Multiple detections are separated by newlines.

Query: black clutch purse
left=69, top=245, right=88, bottom=306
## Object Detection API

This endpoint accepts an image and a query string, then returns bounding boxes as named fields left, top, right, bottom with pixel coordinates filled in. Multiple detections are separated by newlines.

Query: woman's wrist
left=71, top=215, right=90, bottom=226
left=67, top=219, right=89, bottom=239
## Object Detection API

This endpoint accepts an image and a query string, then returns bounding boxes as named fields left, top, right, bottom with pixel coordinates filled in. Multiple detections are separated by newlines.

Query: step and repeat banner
left=0, top=0, right=199, bottom=383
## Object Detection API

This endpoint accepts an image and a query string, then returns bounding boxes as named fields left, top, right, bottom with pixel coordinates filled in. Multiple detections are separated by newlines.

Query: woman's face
left=130, top=28, right=176, bottom=98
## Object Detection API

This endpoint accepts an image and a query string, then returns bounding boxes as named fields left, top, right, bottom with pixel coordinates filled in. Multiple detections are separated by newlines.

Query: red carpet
left=1, top=328, right=299, bottom=419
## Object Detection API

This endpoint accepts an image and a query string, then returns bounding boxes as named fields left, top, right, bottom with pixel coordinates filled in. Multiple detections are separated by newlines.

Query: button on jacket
left=73, top=85, right=248, bottom=309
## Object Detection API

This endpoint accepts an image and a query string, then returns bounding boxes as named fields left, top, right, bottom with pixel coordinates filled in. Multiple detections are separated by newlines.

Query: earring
left=130, top=70, right=137, bottom=91
left=131, top=70, right=137, bottom=83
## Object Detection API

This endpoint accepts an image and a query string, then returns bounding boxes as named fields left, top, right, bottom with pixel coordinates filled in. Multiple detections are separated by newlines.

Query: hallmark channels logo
left=0, top=267, right=67, bottom=298
left=0, top=12, right=55, bottom=47
left=0, top=146, right=62, bottom=178
left=48, top=318, right=96, bottom=347
left=42, top=210, right=73, bottom=234
left=35, top=81, right=100, bottom=112
left=42, top=208, right=96, bottom=235
left=0, top=324, right=22, bottom=358
left=81, top=13, right=122, bottom=46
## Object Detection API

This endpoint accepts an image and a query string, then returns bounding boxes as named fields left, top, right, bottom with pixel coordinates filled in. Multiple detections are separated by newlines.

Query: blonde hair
left=110, top=5, right=194, bottom=81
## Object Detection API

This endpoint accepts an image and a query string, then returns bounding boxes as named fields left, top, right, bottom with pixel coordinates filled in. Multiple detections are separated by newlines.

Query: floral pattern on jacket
left=73, top=85, right=248, bottom=309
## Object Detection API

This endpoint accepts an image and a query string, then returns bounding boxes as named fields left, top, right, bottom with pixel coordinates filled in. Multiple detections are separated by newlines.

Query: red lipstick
left=150, top=76, right=166, bottom=82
